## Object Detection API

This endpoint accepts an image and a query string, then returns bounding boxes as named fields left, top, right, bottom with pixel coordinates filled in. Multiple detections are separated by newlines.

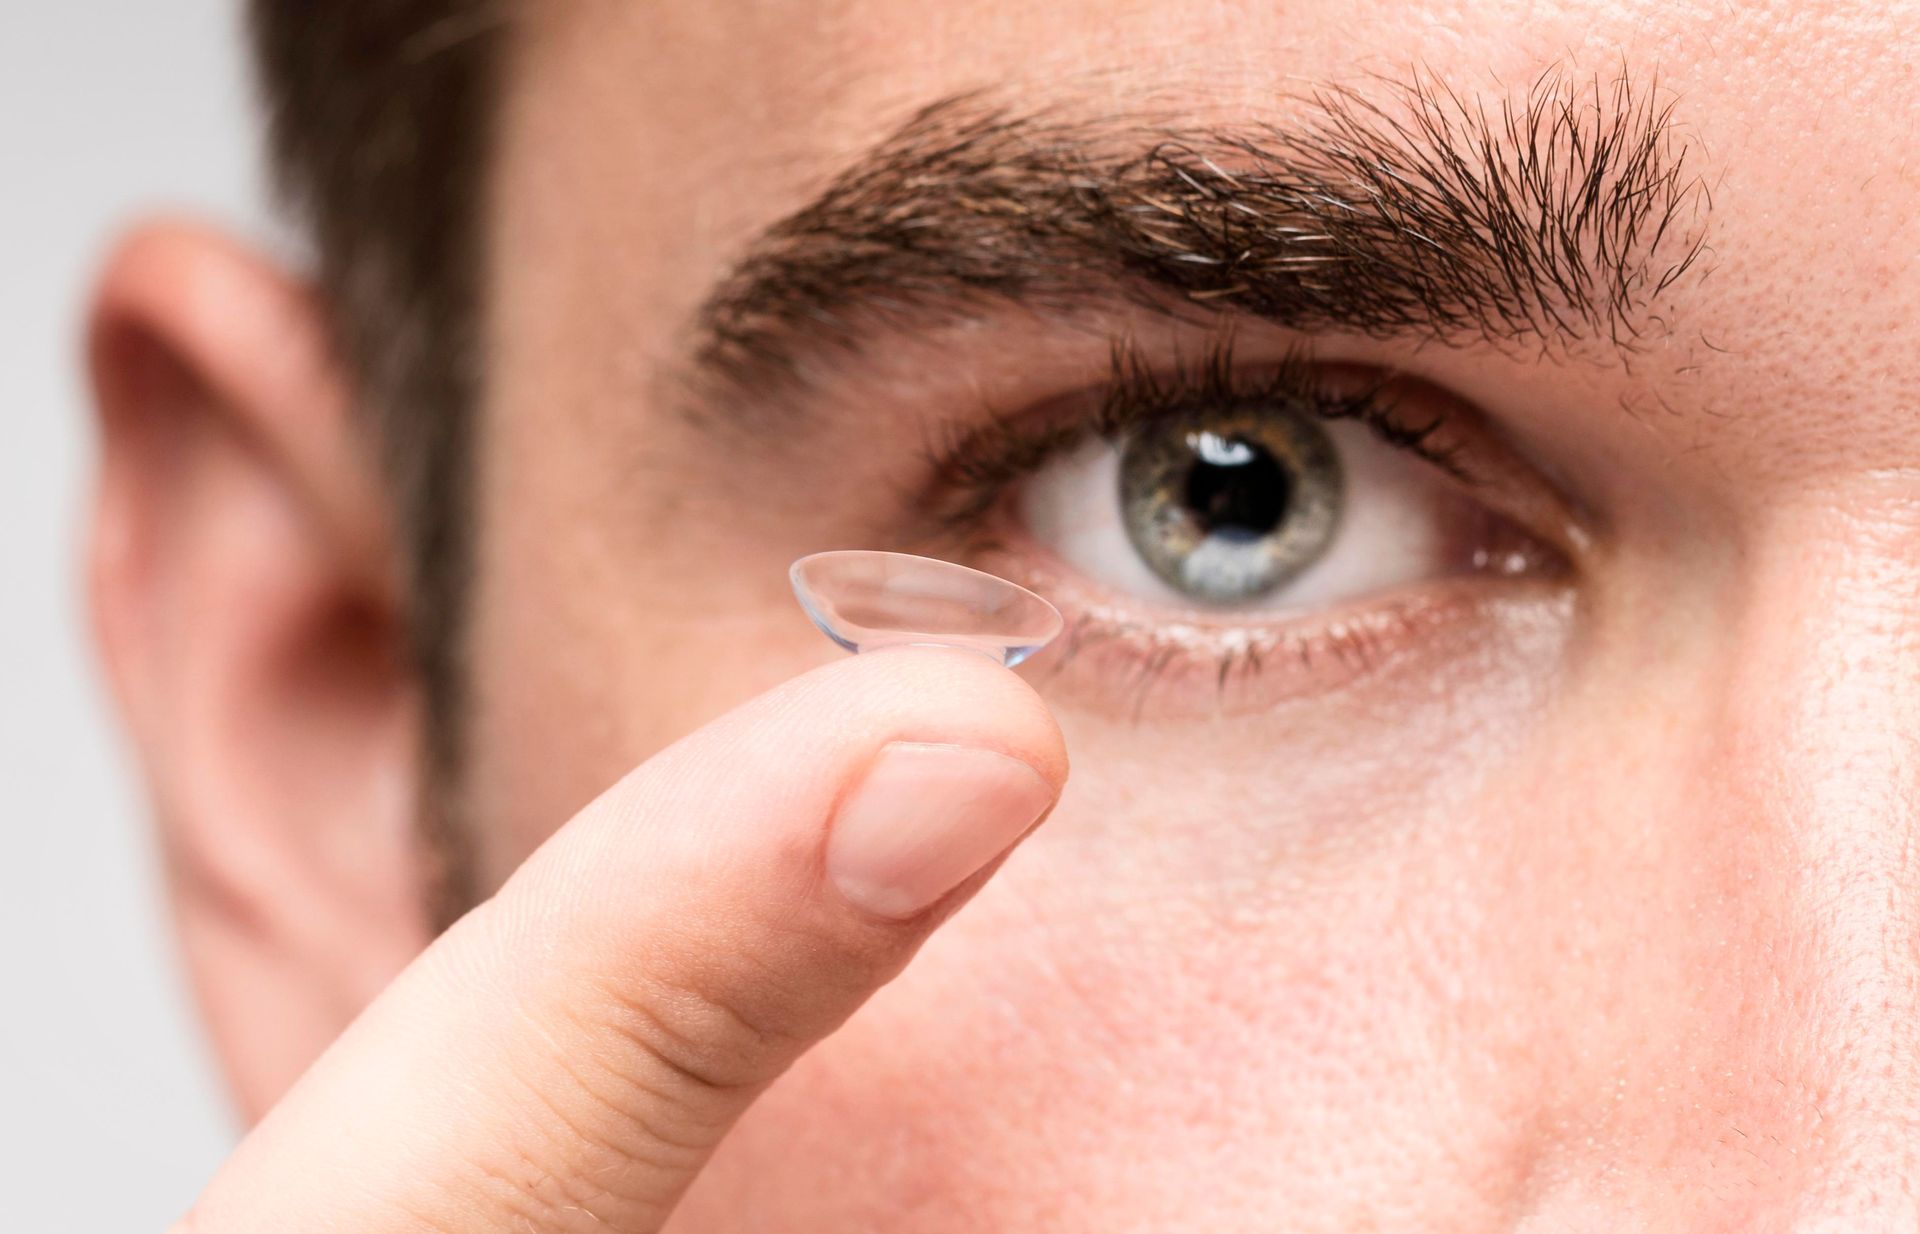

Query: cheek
left=673, top=595, right=1580, bottom=1228
left=678, top=800, right=1538, bottom=1229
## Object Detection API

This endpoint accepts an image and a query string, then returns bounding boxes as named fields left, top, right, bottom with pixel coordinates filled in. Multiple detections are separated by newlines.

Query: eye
left=908, top=337, right=1579, bottom=715
left=1022, top=395, right=1545, bottom=615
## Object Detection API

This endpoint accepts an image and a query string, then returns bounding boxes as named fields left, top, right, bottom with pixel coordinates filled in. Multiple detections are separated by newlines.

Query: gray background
left=2, top=1, right=254, bottom=1221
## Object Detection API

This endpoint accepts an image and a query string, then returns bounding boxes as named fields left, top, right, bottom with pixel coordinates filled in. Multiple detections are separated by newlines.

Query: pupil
left=1183, top=431, right=1289, bottom=538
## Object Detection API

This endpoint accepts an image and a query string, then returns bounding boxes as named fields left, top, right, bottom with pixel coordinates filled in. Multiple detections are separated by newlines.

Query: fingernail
left=827, top=741, right=1057, bottom=919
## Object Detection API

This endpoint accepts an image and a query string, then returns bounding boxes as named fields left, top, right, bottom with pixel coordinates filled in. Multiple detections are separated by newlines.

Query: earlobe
left=86, top=222, right=433, bottom=1122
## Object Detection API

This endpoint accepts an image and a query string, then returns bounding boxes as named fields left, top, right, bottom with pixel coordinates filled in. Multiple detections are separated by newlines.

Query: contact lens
left=789, top=550, right=1064, bottom=667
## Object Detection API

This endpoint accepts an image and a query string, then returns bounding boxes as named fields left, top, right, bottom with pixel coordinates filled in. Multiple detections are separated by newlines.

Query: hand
left=173, top=646, right=1068, bottom=1233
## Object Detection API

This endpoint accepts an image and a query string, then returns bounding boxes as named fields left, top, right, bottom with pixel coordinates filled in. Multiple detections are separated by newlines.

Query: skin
left=84, top=0, right=1920, bottom=1229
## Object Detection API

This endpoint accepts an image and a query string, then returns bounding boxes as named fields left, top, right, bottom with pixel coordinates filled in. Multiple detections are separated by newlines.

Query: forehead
left=501, top=0, right=1912, bottom=227
left=487, top=0, right=1920, bottom=471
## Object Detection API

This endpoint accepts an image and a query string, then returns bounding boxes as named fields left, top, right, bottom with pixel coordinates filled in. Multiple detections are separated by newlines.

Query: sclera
left=789, top=550, right=1064, bottom=667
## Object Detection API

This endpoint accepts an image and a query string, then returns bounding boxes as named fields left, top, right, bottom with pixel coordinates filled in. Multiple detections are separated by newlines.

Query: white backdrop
left=1, top=1, right=252, bottom=1222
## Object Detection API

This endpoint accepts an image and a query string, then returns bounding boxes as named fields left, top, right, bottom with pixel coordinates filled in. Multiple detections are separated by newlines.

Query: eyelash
left=914, top=332, right=1475, bottom=533
left=890, top=333, right=1536, bottom=716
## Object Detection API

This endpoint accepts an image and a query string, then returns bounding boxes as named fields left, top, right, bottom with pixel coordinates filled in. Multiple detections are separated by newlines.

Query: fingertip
left=826, top=739, right=1059, bottom=919
left=777, top=644, right=1069, bottom=791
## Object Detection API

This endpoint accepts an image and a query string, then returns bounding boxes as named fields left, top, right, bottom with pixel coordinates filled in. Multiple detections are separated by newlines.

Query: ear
left=85, top=222, right=432, bottom=1122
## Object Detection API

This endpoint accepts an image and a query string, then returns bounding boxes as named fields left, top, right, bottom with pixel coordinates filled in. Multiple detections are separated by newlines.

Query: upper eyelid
left=905, top=329, right=1602, bottom=576
left=913, top=334, right=1484, bottom=534
left=1091, top=335, right=1475, bottom=483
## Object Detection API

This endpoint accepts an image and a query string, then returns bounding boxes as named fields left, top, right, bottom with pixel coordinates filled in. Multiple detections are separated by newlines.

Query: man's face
left=455, top=0, right=1920, bottom=1225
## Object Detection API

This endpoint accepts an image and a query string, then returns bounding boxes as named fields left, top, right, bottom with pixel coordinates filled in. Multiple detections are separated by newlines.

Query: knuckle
left=462, top=1122, right=679, bottom=1234
left=591, top=964, right=803, bottom=1095
left=500, top=960, right=793, bottom=1169
left=461, top=1005, right=709, bottom=1231
left=571, top=901, right=894, bottom=1100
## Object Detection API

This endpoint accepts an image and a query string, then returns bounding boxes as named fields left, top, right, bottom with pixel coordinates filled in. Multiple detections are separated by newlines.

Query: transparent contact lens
left=790, top=550, right=1064, bottom=667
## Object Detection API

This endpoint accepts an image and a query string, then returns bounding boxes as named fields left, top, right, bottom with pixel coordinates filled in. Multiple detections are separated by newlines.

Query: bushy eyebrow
left=689, top=65, right=1710, bottom=398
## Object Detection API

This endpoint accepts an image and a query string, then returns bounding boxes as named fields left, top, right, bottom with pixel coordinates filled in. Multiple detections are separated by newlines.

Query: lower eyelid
left=1030, top=578, right=1572, bottom=721
left=960, top=522, right=1575, bottom=721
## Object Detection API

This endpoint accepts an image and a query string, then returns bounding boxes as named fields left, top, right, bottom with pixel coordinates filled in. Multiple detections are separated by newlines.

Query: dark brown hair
left=249, top=2, right=506, bottom=906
